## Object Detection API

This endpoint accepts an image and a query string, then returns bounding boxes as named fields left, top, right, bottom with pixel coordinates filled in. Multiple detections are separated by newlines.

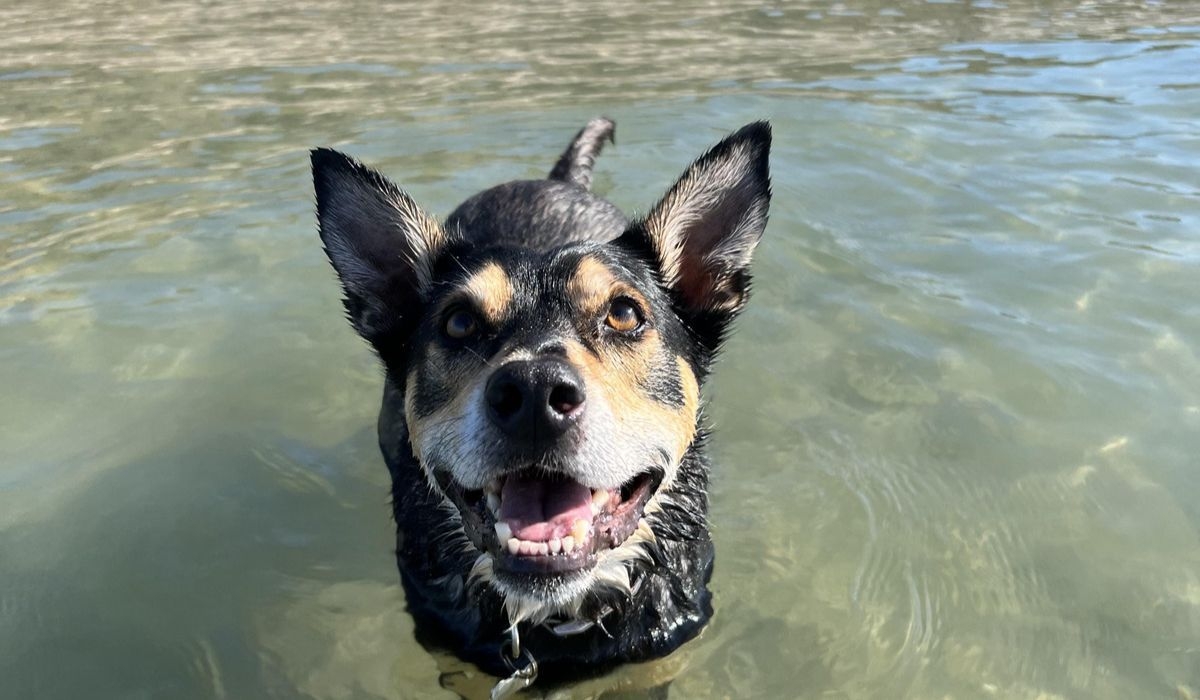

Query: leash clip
left=506, top=624, right=521, bottom=659
left=491, top=627, right=538, bottom=700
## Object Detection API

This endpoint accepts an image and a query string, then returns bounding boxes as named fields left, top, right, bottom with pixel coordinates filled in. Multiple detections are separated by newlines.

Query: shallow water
left=2, top=1, right=1199, bottom=698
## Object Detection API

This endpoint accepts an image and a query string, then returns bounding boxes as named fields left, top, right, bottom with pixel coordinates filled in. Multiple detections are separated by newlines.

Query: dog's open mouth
left=438, top=468, right=662, bottom=575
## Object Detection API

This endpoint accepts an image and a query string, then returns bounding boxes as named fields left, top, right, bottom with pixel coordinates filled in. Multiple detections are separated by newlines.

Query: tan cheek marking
left=566, top=336, right=700, bottom=464
left=675, top=356, right=701, bottom=451
left=461, top=261, right=513, bottom=325
left=646, top=354, right=699, bottom=462
left=568, top=256, right=619, bottom=318
left=404, top=348, right=486, bottom=446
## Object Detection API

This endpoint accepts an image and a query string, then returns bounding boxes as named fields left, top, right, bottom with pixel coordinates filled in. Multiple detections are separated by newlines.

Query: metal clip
left=547, top=604, right=615, bottom=638
left=491, top=632, right=538, bottom=700
left=548, top=618, right=595, bottom=637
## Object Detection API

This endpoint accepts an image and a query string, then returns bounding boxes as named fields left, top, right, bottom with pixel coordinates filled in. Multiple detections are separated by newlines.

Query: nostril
left=548, top=383, right=584, bottom=416
left=489, top=380, right=524, bottom=420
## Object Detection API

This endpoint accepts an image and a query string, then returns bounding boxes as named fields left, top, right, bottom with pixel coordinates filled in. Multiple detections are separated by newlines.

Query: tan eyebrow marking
left=458, top=261, right=513, bottom=324
left=567, top=256, right=649, bottom=319
left=568, top=256, right=618, bottom=317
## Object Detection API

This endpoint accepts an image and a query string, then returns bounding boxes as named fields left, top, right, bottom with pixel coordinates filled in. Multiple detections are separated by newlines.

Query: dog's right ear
left=614, top=122, right=770, bottom=352
left=312, top=148, right=447, bottom=351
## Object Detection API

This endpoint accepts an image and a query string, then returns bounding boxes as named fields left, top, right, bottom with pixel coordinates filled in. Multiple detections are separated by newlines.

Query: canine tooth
left=591, top=489, right=610, bottom=509
left=495, top=522, right=512, bottom=541
left=506, top=538, right=520, bottom=555
left=549, top=538, right=561, bottom=554
left=562, top=536, right=575, bottom=553
left=571, top=518, right=589, bottom=542
left=486, top=492, right=501, bottom=515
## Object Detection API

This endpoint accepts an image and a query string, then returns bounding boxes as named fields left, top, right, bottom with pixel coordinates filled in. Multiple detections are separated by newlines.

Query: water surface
left=2, top=1, right=1199, bottom=698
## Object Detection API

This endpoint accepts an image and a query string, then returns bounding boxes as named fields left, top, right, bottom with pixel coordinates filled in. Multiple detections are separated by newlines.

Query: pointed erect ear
left=619, top=122, right=771, bottom=318
left=311, top=148, right=447, bottom=350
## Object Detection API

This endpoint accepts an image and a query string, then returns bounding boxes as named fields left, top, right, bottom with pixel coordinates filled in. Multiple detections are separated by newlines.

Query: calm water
left=3, top=1, right=1199, bottom=698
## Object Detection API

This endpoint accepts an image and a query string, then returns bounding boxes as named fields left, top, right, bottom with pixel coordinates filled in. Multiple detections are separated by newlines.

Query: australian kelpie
left=312, top=117, right=771, bottom=688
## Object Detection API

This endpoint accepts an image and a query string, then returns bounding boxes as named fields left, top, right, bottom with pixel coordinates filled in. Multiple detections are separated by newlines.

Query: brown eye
left=444, top=308, right=478, bottom=339
left=605, top=298, right=643, bottom=333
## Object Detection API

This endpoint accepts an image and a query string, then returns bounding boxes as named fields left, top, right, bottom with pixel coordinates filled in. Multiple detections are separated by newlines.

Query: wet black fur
left=312, top=119, right=771, bottom=682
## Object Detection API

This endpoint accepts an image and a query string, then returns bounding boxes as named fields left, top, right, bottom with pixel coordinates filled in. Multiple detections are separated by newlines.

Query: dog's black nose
left=485, top=359, right=585, bottom=443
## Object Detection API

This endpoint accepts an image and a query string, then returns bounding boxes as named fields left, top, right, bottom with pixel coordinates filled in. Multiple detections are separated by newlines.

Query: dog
left=311, top=117, right=771, bottom=687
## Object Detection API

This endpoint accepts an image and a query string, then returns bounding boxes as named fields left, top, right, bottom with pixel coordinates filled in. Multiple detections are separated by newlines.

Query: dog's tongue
left=499, top=472, right=593, bottom=542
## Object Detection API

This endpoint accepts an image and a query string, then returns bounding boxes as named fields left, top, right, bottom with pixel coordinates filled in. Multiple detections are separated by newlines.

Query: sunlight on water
left=2, top=1, right=1199, bottom=697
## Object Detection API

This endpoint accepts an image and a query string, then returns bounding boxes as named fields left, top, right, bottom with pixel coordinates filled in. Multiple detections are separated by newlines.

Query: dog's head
left=313, top=123, right=770, bottom=620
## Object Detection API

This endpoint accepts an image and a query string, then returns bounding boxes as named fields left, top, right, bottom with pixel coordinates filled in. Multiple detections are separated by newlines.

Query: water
left=2, top=1, right=1199, bottom=697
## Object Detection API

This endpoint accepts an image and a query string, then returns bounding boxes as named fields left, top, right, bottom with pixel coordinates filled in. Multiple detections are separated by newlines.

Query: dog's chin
left=489, top=566, right=598, bottom=613
left=433, top=464, right=662, bottom=609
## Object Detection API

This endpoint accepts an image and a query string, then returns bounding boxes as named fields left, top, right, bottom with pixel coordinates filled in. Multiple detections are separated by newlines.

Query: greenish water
left=2, top=1, right=1199, bottom=697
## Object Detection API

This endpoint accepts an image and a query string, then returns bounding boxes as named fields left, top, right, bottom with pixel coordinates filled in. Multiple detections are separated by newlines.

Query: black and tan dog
left=312, top=117, right=771, bottom=685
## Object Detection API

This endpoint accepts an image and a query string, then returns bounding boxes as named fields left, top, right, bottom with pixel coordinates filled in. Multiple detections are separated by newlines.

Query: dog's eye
left=443, top=308, right=479, bottom=339
left=605, top=298, right=643, bottom=333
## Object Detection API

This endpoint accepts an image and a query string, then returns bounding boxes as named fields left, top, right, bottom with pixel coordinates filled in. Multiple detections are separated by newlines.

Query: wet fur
left=312, top=118, right=770, bottom=681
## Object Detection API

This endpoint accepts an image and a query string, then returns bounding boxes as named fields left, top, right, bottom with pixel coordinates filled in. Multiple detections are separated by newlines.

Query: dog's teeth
left=507, top=538, right=563, bottom=557
left=591, top=489, right=610, bottom=511
left=495, top=522, right=512, bottom=541
left=571, top=518, right=589, bottom=543
left=486, top=492, right=501, bottom=515
left=562, top=536, right=575, bottom=553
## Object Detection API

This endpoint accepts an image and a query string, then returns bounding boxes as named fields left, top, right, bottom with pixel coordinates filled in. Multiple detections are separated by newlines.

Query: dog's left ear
left=619, top=122, right=771, bottom=325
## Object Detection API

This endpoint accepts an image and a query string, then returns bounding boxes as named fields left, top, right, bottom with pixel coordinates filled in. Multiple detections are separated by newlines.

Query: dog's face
left=400, top=244, right=702, bottom=610
left=313, top=124, right=770, bottom=619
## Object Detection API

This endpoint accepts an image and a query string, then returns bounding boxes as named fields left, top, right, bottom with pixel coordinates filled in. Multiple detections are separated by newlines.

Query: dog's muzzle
left=433, top=356, right=664, bottom=578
